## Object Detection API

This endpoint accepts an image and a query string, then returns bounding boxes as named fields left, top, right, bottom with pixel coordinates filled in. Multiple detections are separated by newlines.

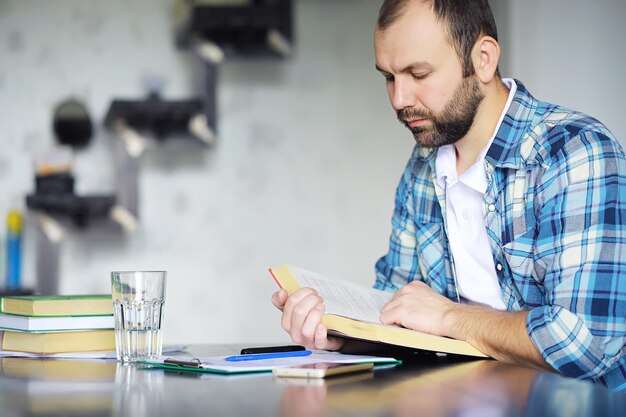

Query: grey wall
left=497, top=0, right=626, bottom=143
left=0, top=0, right=412, bottom=344
left=1, top=0, right=624, bottom=345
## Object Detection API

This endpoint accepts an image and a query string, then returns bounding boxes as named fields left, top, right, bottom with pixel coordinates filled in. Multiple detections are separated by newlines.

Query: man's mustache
left=397, top=107, right=432, bottom=122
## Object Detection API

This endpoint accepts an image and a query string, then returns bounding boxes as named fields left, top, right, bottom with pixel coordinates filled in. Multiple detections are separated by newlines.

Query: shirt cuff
left=526, top=305, right=617, bottom=380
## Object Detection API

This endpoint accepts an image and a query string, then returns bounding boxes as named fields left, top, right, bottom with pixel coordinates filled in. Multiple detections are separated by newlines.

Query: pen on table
left=225, top=350, right=312, bottom=362
left=240, top=345, right=305, bottom=355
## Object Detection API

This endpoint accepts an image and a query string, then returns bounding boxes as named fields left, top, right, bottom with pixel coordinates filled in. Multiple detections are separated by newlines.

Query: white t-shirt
left=435, top=78, right=517, bottom=310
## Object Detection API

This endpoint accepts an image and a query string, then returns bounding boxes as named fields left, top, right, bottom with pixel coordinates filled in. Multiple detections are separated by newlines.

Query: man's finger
left=379, top=305, right=402, bottom=326
left=271, top=289, right=288, bottom=311
left=281, top=287, right=318, bottom=332
left=301, top=303, right=325, bottom=345
left=314, top=325, right=345, bottom=351
left=288, top=293, right=324, bottom=344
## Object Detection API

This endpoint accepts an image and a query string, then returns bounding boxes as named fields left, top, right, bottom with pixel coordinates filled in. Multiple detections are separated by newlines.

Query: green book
left=0, top=294, right=113, bottom=317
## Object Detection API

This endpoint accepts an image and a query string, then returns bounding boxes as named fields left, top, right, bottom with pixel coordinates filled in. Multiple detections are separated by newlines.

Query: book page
left=288, top=266, right=392, bottom=324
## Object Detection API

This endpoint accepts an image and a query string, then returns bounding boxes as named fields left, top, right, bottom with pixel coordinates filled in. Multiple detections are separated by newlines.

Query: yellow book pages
left=322, top=315, right=487, bottom=357
left=270, top=264, right=301, bottom=294
left=1, top=330, right=115, bottom=354
left=1, top=294, right=113, bottom=317
left=269, top=264, right=487, bottom=358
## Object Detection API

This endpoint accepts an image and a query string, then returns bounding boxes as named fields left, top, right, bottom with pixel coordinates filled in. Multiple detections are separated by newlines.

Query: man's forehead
left=377, top=0, right=441, bottom=34
left=373, top=4, right=450, bottom=72
left=374, top=1, right=447, bottom=48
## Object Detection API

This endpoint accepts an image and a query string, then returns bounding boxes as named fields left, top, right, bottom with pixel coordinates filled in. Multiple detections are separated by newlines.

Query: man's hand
left=271, top=288, right=344, bottom=351
left=379, top=280, right=457, bottom=338
left=379, top=280, right=552, bottom=372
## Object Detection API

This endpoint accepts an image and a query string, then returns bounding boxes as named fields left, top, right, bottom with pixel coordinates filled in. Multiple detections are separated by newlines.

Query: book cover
left=1, top=330, right=116, bottom=354
left=0, top=294, right=113, bottom=317
left=0, top=313, right=114, bottom=332
left=269, top=264, right=487, bottom=358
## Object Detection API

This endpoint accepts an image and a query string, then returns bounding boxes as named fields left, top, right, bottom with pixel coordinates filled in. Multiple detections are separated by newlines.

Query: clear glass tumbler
left=111, top=271, right=166, bottom=362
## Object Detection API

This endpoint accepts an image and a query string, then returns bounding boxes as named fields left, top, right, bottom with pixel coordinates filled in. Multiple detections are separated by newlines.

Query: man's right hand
left=271, top=287, right=345, bottom=351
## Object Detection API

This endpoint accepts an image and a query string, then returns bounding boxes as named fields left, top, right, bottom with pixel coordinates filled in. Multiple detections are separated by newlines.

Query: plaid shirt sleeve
left=526, top=125, right=626, bottom=381
left=374, top=154, right=423, bottom=291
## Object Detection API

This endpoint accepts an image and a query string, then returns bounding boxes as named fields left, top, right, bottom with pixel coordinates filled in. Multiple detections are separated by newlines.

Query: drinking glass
left=111, top=271, right=166, bottom=362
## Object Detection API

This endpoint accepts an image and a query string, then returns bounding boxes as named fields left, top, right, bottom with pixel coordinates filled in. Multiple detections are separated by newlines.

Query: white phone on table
left=272, top=362, right=374, bottom=378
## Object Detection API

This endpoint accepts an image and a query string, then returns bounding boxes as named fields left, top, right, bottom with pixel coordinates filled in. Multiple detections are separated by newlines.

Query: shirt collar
left=485, top=79, right=541, bottom=168
left=414, top=79, right=540, bottom=171
left=435, top=143, right=456, bottom=188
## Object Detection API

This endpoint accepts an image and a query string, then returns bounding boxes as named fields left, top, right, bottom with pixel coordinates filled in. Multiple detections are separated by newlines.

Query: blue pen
left=225, top=350, right=312, bottom=362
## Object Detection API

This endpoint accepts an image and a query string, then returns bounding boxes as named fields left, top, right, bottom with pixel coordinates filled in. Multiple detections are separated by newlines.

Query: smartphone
left=275, top=370, right=375, bottom=386
left=272, top=362, right=374, bottom=379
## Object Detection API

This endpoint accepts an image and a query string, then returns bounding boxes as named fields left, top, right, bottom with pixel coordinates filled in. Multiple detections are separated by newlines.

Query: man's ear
left=472, top=35, right=500, bottom=83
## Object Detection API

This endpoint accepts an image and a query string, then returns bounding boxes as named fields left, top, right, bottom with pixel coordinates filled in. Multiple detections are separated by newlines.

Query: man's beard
left=397, top=76, right=485, bottom=148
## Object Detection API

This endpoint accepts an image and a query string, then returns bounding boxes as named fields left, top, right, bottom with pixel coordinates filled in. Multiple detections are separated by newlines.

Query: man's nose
left=390, top=79, right=418, bottom=111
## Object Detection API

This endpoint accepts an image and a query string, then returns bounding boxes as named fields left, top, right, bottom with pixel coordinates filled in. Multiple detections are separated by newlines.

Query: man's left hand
left=379, top=280, right=457, bottom=338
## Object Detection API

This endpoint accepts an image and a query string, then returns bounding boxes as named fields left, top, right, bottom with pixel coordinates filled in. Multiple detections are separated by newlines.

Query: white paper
left=147, top=351, right=398, bottom=373
left=289, top=266, right=392, bottom=324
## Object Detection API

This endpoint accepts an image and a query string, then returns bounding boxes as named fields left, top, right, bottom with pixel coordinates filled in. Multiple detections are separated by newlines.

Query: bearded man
left=273, top=0, right=626, bottom=390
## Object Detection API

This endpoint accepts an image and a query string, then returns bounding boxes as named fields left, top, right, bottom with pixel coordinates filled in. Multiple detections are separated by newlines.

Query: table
left=0, top=344, right=623, bottom=417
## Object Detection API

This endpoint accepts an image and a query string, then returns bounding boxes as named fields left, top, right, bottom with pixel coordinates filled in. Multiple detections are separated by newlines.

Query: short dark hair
left=377, top=0, right=499, bottom=77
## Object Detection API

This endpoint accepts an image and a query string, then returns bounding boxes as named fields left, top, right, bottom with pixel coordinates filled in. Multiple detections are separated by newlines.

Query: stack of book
left=0, top=294, right=115, bottom=354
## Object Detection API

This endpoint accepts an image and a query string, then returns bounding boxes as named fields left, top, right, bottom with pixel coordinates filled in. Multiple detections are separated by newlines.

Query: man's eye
left=413, top=73, right=429, bottom=80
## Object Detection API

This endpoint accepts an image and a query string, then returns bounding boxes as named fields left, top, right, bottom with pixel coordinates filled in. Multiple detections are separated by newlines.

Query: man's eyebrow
left=375, top=62, right=433, bottom=74
left=375, top=64, right=390, bottom=74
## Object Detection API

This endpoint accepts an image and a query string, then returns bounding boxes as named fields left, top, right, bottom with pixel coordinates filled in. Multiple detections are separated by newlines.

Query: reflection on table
left=0, top=357, right=116, bottom=415
left=0, top=345, right=623, bottom=417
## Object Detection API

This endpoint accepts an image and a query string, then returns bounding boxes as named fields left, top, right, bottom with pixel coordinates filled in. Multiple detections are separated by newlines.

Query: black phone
left=240, top=345, right=305, bottom=355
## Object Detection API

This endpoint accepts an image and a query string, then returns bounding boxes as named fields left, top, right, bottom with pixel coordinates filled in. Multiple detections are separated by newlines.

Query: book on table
left=269, top=264, right=487, bottom=358
left=0, top=313, right=114, bottom=332
left=1, top=330, right=116, bottom=354
left=0, top=294, right=115, bottom=354
left=0, top=294, right=113, bottom=317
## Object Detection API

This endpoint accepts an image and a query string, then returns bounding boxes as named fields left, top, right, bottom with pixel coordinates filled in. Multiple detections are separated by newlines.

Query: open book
left=269, top=265, right=487, bottom=358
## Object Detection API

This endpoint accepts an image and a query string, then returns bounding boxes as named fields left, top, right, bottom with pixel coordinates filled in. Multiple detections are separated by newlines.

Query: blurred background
left=0, top=0, right=624, bottom=345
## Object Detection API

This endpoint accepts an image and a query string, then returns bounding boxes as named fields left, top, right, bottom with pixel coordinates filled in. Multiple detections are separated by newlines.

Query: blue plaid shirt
left=374, top=80, right=626, bottom=390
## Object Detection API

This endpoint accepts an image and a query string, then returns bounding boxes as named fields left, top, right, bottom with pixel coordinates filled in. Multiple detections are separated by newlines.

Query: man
left=272, top=0, right=626, bottom=389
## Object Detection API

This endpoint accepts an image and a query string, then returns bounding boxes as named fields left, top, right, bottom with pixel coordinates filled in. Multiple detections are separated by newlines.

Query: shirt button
left=488, top=204, right=496, bottom=212
left=496, top=263, right=503, bottom=271
left=462, top=212, right=469, bottom=220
